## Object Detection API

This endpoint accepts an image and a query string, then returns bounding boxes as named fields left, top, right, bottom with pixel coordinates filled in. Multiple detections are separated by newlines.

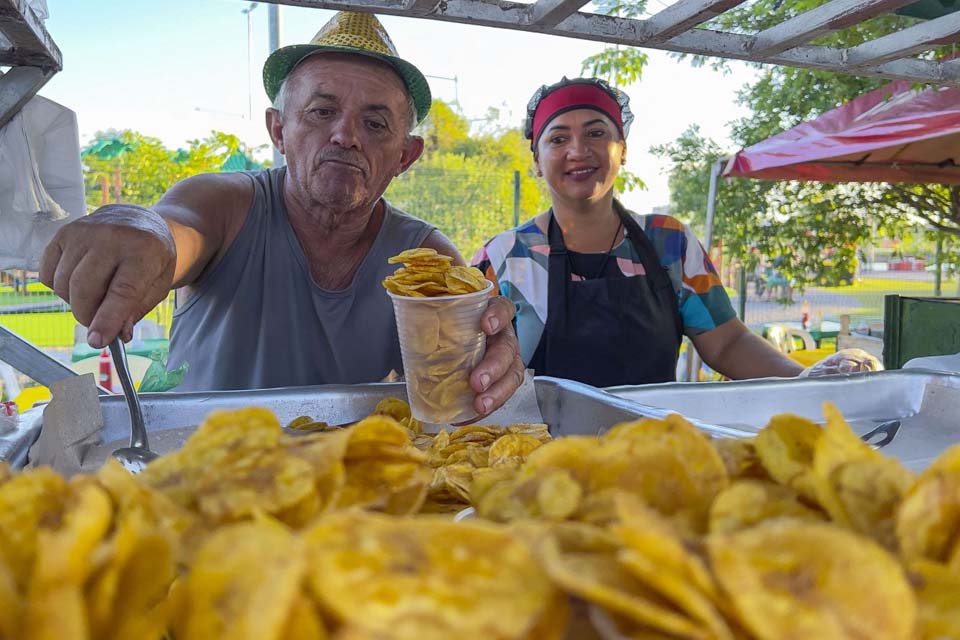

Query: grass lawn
left=817, top=277, right=959, bottom=320
left=0, top=280, right=173, bottom=351
left=831, top=278, right=957, bottom=295
left=0, top=312, right=76, bottom=348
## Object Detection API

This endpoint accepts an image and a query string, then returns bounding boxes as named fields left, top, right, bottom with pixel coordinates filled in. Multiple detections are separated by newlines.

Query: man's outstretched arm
left=39, top=172, right=253, bottom=348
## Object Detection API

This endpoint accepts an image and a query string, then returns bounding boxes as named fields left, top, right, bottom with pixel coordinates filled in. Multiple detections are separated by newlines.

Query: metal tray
left=607, top=369, right=960, bottom=471
left=7, top=376, right=751, bottom=469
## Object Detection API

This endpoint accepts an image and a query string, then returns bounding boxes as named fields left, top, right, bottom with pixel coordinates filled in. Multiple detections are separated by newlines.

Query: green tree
left=418, top=100, right=471, bottom=155
left=652, top=126, right=769, bottom=275
left=386, top=100, right=551, bottom=258
left=706, top=58, right=955, bottom=285
left=653, top=126, right=913, bottom=289
left=82, top=130, right=267, bottom=209
left=581, top=0, right=649, bottom=86
left=592, top=0, right=957, bottom=289
left=577, top=0, right=648, bottom=196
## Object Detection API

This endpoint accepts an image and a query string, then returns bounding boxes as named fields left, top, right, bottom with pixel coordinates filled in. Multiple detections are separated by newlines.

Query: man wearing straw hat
left=40, top=11, right=524, bottom=418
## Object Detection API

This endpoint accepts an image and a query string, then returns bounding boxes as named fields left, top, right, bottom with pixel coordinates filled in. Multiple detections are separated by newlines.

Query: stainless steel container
left=7, top=376, right=752, bottom=469
left=607, top=369, right=960, bottom=471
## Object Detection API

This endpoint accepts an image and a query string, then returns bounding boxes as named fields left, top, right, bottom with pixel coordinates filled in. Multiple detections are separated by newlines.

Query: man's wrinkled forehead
left=286, top=52, right=409, bottom=100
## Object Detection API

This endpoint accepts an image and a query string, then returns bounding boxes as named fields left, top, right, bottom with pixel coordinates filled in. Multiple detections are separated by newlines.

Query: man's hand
left=467, top=295, right=524, bottom=419
left=39, top=205, right=177, bottom=349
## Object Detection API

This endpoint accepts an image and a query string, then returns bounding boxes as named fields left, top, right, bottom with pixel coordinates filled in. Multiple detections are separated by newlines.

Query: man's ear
left=533, top=154, right=542, bottom=177
left=397, top=135, right=425, bottom=175
left=266, top=108, right=285, bottom=155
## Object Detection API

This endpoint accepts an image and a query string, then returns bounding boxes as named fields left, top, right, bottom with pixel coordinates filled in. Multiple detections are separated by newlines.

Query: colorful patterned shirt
left=472, top=210, right=736, bottom=365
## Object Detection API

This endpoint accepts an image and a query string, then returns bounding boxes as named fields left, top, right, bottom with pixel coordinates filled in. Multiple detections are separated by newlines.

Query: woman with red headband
left=472, top=78, right=873, bottom=386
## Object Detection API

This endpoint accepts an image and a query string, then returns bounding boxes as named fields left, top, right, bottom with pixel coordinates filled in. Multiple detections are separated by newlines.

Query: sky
left=40, top=0, right=761, bottom=214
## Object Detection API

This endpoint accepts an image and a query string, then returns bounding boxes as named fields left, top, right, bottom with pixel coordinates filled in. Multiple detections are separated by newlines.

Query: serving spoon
left=108, top=337, right=158, bottom=473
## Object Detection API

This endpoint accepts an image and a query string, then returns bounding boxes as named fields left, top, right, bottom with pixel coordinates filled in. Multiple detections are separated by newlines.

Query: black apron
left=529, top=203, right=683, bottom=387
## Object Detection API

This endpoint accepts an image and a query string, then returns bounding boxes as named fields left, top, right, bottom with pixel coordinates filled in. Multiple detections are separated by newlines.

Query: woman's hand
left=800, top=348, right=883, bottom=377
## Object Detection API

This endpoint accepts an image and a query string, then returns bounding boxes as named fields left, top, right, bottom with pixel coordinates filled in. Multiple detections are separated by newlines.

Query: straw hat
left=263, top=11, right=432, bottom=124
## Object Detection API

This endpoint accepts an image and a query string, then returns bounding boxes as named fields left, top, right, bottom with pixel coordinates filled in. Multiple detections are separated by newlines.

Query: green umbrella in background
left=81, top=136, right=131, bottom=160
left=220, top=151, right=264, bottom=172
left=81, top=136, right=132, bottom=206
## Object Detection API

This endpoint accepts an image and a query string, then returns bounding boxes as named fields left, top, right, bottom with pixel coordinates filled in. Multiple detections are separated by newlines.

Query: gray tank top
left=168, top=168, right=435, bottom=391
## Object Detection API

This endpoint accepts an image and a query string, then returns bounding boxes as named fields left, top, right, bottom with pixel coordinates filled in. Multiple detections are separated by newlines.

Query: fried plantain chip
left=711, top=437, right=769, bottom=481
left=601, top=415, right=729, bottom=532
left=141, top=407, right=283, bottom=508
left=304, top=511, right=558, bottom=640
left=24, top=479, right=113, bottom=640
left=177, top=520, right=305, bottom=640
left=287, top=416, right=331, bottom=432
left=896, top=443, right=960, bottom=564
left=709, top=519, right=916, bottom=640
left=373, top=397, right=413, bottom=423
left=0, top=467, right=67, bottom=590
left=488, top=433, right=544, bottom=468
left=909, top=559, right=960, bottom=640
left=0, top=556, right=20, bottom=639
left=531, top=534, right=707, bottom=640
left=807, top=404, right=915, bottom=548
left=281, top=593, right=329, bottom=640
left=754, top=413, right=822, bottom=502
left=387, top=248, right=454, bottom=264
left=194, top=448, right=318, bottom=524
left=709, top=479, right=825, bottom=534
left=283, top=429, right=350, bottom=516
left=85, top=508, right=177, bottom=640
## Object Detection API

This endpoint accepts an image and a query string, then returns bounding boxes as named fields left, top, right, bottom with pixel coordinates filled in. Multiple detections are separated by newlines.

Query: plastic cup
left=388, top=281, right=493, bottom=424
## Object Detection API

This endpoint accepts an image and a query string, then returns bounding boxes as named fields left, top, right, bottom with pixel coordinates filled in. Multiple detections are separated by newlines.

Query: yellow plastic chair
left=13, top=385, right=51, bottom=411
left=787, top=347, right=835, bottom=368
left=765, top=324, right=833, bottom=368
left=765, top=324, right=817, bottom=353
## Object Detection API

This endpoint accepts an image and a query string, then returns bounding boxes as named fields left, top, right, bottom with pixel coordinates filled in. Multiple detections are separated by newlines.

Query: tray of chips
left=3, top=377, right=957, bottom=638
left=606, top=369, right=960, bottom=471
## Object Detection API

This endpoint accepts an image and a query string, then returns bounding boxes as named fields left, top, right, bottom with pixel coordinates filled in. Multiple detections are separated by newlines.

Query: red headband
left=531, top=83, right=624, bottom=148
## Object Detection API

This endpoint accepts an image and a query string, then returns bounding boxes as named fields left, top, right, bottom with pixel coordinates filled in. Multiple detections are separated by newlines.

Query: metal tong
left=859, top=419, right=902, bottom=450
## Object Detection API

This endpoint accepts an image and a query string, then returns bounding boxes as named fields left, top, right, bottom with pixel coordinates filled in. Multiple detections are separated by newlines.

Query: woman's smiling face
left=534, top=108, right=626, bottom=205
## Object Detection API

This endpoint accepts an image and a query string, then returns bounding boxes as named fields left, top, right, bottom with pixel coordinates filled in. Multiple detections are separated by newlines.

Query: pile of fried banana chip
left=0, top=399, right=957, bottom=639
left=382, top=248, right=489, bottom=298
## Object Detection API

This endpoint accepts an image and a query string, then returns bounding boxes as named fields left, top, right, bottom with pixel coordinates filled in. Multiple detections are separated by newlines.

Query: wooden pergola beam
left=845, top=13, right=960, bottom=67
left=0, top=0, right=62, bottom=69
left=257, top=0, right=960, bottom=83
left=402, top=0, right=442, bottom=15
left=644, top=0, right=747, bottom=43
left=526, top=0, right=590, bottom=28
left=750, top=0, right=917, bottom=58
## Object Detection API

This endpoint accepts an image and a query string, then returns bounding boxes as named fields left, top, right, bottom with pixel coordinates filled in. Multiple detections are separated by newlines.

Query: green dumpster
left=883, top=295, right=960, bottom=369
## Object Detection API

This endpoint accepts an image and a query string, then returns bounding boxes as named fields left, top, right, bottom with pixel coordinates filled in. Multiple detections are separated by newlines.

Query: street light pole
left=241, top=2, right=258, bottom=121
left=424, top=73, right=459, bottom=109
left=268, top=3, right=284, bottom=167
